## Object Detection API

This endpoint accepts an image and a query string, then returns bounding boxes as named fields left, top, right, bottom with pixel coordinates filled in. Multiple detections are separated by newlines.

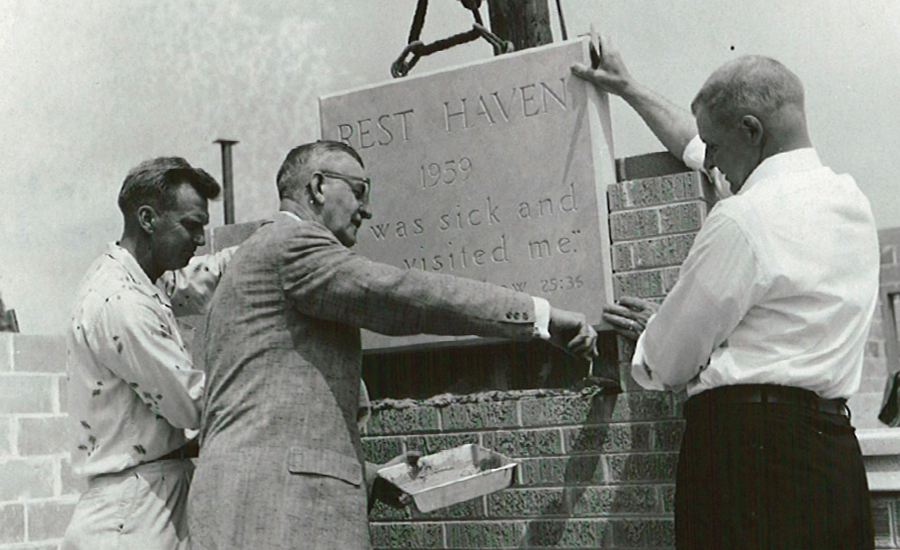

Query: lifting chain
left=391, top=0, right=514, bottom=78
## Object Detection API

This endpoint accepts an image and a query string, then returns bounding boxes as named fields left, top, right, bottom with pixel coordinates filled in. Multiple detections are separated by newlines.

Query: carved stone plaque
left=319, top=38, right=616, bottom=351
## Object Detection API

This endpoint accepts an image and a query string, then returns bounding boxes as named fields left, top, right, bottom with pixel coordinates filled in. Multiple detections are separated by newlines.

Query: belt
left=687, top=384, right=848, bottom=416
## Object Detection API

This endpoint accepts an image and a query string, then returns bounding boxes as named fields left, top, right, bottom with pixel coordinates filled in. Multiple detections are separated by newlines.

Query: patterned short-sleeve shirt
left=67, top=243, right=230, bottom=477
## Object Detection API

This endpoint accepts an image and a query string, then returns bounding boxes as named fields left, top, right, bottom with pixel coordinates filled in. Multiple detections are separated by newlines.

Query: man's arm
left=571, top=37, right=697, bottom=160
left=159, top=246, right=238, bottom=317
left=634, top=212, right=765, bottom=387
left=280, top=223, right=596, bottom=360
left=95, top=296, right=204, bottom=429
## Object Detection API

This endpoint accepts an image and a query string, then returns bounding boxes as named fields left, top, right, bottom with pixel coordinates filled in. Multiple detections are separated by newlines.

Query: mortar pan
left=376, top=443, right=517, bottom=513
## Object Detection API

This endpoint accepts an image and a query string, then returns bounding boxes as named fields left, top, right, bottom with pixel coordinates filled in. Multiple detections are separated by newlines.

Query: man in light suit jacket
left=187, top=140, right=598, bottom=550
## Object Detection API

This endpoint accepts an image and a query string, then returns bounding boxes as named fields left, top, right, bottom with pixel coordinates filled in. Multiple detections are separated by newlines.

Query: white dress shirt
left=67, top=243, right=232, bottom=477
left=632, top=140, right=879, bottom=399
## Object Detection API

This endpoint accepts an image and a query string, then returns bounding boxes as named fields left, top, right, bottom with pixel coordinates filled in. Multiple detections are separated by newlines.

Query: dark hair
left=691, top=55, right=805, bottom=125
left=276, top=141, right=364, bottom=200
left=117, top=157, right=220, bottom=217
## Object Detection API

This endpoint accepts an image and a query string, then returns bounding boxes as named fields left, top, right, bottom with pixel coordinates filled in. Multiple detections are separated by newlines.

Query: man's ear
left=740, top=115, right=764, bottom=146
left=308, top=173, right=326, bottom=205
left=137, top=205, right=157, bottom=234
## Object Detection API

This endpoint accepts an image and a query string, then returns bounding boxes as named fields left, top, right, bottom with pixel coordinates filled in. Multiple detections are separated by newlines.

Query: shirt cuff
left=630, top=322, right=666, bottom=391
left=531, top=297, right=551, bottom=340
left=682, top=134, right=705, bottom=172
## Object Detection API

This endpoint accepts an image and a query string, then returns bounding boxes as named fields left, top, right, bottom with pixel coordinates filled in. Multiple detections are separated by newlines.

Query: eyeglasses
left=317, top=170, right=371, bottom=206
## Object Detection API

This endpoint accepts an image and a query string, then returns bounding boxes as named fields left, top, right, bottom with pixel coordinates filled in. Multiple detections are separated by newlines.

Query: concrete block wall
left=607, top=170, right=715, bottom=302
left=0, top=334, right=80, bottom=550
left=364, top=386, right=680, bottom=549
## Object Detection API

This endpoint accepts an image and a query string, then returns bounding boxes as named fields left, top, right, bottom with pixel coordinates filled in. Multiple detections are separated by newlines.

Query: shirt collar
left=104, top=242, right=169, bottom=305
left=281, top=210, right=302, bottom=223
left=740, top=147, right=822, bottom=194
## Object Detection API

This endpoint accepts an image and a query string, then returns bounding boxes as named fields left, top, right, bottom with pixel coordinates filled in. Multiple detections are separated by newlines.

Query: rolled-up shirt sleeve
left=95, top=295, right=204, bottom=429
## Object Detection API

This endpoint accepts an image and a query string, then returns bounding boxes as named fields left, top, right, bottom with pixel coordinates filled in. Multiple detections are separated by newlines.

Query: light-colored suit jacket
left=188, top=213, right=538, bottom=550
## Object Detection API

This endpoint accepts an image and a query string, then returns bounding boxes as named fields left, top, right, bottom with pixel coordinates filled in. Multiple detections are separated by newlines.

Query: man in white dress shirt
left=573, top=40, right=877, bottom=549
left=63, top=157, right=233, bottom=550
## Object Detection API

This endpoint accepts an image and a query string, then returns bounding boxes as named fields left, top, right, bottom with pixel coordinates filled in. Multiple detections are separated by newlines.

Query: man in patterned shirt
left=62, top=157, right=233, bottom=550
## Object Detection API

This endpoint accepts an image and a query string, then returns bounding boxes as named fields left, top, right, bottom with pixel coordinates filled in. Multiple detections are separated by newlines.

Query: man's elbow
left=653, top=363, right=698, bottom=388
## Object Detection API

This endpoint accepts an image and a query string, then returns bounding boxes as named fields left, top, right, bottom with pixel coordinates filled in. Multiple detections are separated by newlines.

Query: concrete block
left=572, top=485, right=660, bottom=516
left=0, top=333, right=11, bottom=372
left=521, top=518, right=611, bottom=547
left=519, top=393, right=617, bottom=427
left=613, top=270, right=665, bottom=300
left=0, top=417, right=12, bottom=457
left=414, top=497, right=484, bottom=521
left=610, top=242, right=634, bottom=272
left=605, top=452, right=678, bottom=483
left=0, top=458, right=55, bottom=500
left=487, top=488, right=566, bottom=517
left=0, top=376, right=55, bottom=414
left=517, top=455, right=605, bottom=487
left=612, top=518, right=675, bottom=547
left=405, top=432, right=479, bottom=457
left=652, top=420, right=685, bottom=452
left=563, top=423, right=651, bottom=454
left=616, top=151, right=692, bottom=182
left=609, top=392, right=674, bottom=422
left=607, top=184, right=625, bottom=212
left=27, top=499, right=77, bottom=542
left=369, top=522, right=443, bottom=549
left=445, top=521, right=521, bottom=548
left=659, top=201, right=707, bottom=234
left=18, top=416, right=70, bottom=456
left=0, top=502, right=25, bottom=544
left=368, top=499, right=411, bottom=522
left=367, top=406, right=439, bottom=435
left=441, top=401, right=517, bottom=431
left=632, top=234, right=696, bottom=269
left=361, top=436, right=405, bottom=465
left=481, top=428, right=562, bottom=458
left=872, top=496, right=893, bottom=549
left=661, top=484, right=676, bottom=513
left=609, top=209, right=660, bottom=241
left=12, top=334, right=66, bottom=373
left=622, top=172, right=708, bottom=209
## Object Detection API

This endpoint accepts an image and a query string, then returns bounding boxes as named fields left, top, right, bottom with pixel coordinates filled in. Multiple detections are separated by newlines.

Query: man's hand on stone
left=602, top=296, right=658, bottom=341
left=548, top=307, right=598, bottom=362
left=571, top=35, right=635, bottom=98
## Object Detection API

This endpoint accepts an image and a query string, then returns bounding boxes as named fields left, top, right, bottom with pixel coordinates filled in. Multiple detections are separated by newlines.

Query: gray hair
left=276, top=141, right=364, bottom=200
left=691, top=55, right=805, bottom=125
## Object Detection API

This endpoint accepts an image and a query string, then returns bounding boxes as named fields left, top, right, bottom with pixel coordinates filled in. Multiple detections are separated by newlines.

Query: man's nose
left=195, top=231, right=207, bottom=247
left=359, top=204, right=373, bottom=220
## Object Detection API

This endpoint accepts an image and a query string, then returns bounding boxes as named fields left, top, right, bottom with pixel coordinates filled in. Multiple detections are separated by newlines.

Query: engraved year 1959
left=421, top=157, right=472, bottom=188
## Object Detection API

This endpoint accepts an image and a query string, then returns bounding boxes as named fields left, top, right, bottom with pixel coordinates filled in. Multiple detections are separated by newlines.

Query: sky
left=1, top=0, right=898, bottom=334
